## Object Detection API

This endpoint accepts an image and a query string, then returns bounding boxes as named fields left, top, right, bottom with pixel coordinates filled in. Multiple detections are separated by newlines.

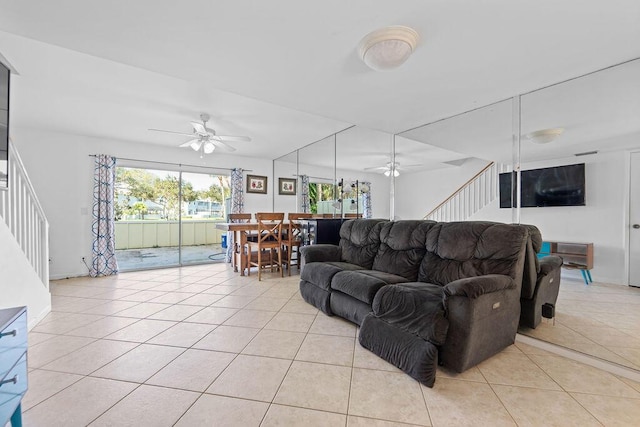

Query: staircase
left=0, top=142, right=49, bottom=287
left=424, top=162, right=502, bottom=222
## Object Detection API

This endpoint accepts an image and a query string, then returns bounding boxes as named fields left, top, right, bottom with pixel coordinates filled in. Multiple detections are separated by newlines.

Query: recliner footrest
left=359, top=315, right=439, bottom=387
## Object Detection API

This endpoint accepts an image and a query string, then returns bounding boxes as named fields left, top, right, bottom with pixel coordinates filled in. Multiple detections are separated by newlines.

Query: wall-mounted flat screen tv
left=499, top=163, right=586, bottom=208
left=0, top=60, right=9, bottom=190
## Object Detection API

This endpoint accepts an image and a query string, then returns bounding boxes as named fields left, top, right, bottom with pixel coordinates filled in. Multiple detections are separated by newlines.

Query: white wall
left=0, top=218, right=51, bottom=328
left=395, top=151, right=631, bottom=285
left=12, top=127, right=275, bottom=279
left=394, top=158, right=490, bottom=220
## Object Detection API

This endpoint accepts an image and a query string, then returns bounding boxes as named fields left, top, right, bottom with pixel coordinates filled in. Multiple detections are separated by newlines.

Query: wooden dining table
left=215, top=222, right=289, bottom=276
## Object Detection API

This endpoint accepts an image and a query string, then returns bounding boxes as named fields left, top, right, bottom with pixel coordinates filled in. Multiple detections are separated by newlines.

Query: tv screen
left=0, top=61, right=8, bottom=189
left=500, top=163, right=586, bottom=208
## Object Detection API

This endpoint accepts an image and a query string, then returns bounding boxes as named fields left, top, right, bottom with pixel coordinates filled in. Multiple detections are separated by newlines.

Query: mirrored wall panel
left=298, top=135, right=337, bottom=216
left=398, top=100, right=514, bottom=221
left=273, top=150, right=298, bottom=213
left=516, top=58, right=640, bottom=371
left=335, top=126, right=392, bottom=219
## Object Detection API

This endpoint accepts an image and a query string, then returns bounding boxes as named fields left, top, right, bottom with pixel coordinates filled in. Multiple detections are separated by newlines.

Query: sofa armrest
left=443, top=275, right=515, bottom=300
left=299, top=244, right=341, bottom=264
left=539, top=255, right=563, bottom=276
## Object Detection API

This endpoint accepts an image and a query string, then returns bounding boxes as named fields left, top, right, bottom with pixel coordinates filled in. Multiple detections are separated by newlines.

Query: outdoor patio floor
left=116, top=245, right=226, bottom=271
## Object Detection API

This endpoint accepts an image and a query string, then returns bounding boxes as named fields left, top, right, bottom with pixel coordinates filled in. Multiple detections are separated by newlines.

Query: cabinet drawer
left=0, top=352, right=28, bottom=423
left=0, top=311, right=27, bottom=380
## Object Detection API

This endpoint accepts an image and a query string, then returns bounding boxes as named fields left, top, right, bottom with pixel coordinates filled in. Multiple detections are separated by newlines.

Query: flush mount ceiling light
left=358, top=26, right=420, bottom=71
left=525, top=128, right=565, bottom=144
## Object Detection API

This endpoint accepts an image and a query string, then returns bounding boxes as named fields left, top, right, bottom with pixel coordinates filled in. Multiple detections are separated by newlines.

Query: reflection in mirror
left=298, top=135, right=337, bottom=216
left=273, top=150, right=298, bottom=213
left=516, top=58, right=640, bottom=371
left=335, top=126, right=392, bottom=219
left=397, top=100, right=513, bottom=221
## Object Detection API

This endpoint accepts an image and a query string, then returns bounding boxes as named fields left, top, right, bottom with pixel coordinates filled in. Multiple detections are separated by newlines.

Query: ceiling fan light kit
left=358, top=26, right=420, bottom=71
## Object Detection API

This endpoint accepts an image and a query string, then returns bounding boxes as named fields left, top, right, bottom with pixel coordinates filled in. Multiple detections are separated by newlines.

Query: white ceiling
left=0, top=0, right=639, bottom=163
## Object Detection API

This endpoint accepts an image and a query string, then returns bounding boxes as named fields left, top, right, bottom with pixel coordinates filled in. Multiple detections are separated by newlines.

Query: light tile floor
left=519, top=277, right=640, bottom=370
left=22, top=264, right=640, bottom=426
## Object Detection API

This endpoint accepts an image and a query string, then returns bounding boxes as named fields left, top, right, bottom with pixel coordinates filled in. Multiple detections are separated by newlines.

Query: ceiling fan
left=364, top=161, right=420, bottom=177
left=149, top=113, right=251, bottom=154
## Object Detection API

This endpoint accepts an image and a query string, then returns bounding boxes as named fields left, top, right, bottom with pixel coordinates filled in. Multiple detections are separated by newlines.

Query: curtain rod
left=293, top=174, right=334, bottom=182
left=88, top=154, right=252, bottom=172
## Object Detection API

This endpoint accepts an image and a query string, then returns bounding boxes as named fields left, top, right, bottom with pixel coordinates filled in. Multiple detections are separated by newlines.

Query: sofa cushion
left=419, top=222, right=528, bottom=286
left=372, top=220, right=435, bottom=281
left=331, top=270, right=408, bottom=305
left=300, top=262, right=364, bottom=291
left=338, top=219, right=387, bottom=269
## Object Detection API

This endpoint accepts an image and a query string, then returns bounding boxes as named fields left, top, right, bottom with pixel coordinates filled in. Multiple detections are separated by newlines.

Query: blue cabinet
left=0, top=306, right=27, bottom=427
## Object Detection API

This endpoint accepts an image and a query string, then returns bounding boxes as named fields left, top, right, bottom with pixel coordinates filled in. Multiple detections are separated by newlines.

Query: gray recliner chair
left=520, top=225, right=563, bottom=329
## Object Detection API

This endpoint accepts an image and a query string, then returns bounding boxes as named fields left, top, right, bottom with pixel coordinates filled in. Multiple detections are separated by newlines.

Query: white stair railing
left=424, top=162, right=500, bottom=222
left=0, top=142, right=49, bottom=287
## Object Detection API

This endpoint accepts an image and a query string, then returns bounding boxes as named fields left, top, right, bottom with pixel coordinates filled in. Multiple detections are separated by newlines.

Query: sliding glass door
left=114, top=166, right=229, bottom=271
left=180, top=171, right=230, bottom=265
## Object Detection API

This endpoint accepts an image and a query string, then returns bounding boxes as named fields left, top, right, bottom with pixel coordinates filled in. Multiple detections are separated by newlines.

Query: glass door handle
left=633, top=224, right=640, bottom=229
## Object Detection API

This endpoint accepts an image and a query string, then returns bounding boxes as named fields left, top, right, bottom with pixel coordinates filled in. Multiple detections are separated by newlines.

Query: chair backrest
left=285, top=213, right=312, bottom=244
left=229, top=213, right=252, bottom=223
left=255, top=212, right=285, bottom=244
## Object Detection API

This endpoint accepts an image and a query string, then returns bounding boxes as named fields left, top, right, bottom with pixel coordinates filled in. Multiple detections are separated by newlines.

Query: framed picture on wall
left=278, top=178, right=296, bottom=195
left=247, top=174, right=268, bottom=194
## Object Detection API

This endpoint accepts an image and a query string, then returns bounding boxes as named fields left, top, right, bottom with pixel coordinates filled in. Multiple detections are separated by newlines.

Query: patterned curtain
left=90, top=155, right=118, bottom=277
left=361, top=181, right=372, bottom=219
left=226, top=168, right=244, bottom=262
left=300, top=175, right=310, bottom=213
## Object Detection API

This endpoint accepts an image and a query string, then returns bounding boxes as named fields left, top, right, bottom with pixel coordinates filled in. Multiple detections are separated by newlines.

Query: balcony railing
left=115, top=219, right=225, bottom=250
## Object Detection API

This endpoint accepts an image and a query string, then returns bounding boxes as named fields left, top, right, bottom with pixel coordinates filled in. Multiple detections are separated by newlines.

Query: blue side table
left=538, top=241, right=594, bottom=285
left=0, top=306, right=28, bottom=427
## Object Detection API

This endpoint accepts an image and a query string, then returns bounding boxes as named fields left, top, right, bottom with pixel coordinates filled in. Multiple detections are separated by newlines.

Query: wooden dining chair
left=246, top=212, right=285, bottom=280
left=282, top=213, right=313, bottom=275
left=229, top=213, right=253, bottom=275
left=229, top=213, right=252, bottom=222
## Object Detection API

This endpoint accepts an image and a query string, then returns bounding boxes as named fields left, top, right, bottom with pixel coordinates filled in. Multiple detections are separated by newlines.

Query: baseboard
left=28, top=304, right=51, bottom=331
left=516, top=334, right=640, bottom=383
left=50, top=272, right=90, bottom=281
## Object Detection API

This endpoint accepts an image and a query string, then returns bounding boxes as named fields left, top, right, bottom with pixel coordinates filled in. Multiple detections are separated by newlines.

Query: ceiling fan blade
left=213, top=135, right=251, bottom=142
left=190, top=121, right=207, bottom=135
left=179, top=138, right=200, bottom=148
left=203, top=142, right=216, bottom=154
left=398, top=164, right=422, bottom=169
left=211, top=139, right=237, bottom=152
left=149, top=128, right=195, bottom=137
left=363, top=166, right=388, bottom=171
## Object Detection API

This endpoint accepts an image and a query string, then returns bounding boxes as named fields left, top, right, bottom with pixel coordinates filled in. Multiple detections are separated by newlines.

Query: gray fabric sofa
left=299, top=219, right=533, bottom=386
left=520, top=225, right=563, bottom=329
